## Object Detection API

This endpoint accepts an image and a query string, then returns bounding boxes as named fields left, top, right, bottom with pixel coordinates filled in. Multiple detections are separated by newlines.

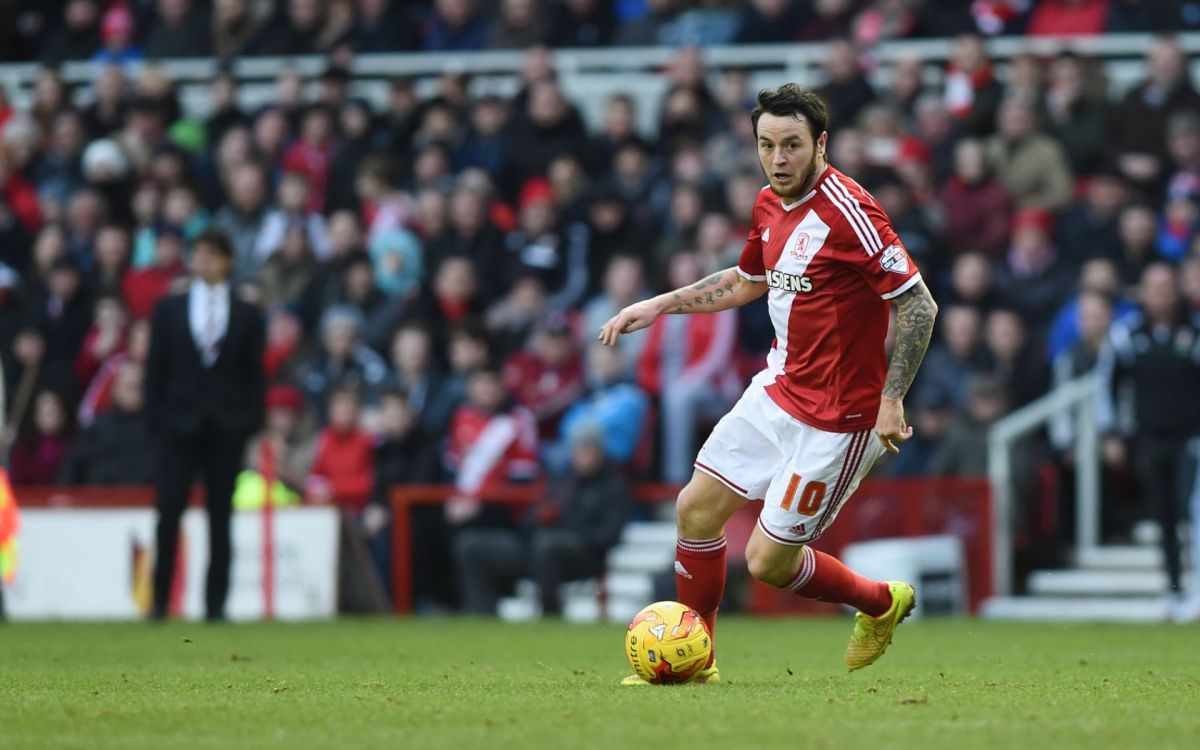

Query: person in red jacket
left=121, top=226, right=187, bottom=320
left=636, top=251, right=741, bottom=484
left=501, top=314, right=585, bottom=440
left=306, top=382, right=375, bottom=512
left=443, top=368, right=540, bottom=528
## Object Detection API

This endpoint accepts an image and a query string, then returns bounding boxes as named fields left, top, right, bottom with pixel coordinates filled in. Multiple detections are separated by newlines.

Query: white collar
left=191, top=278, right=230, bottom=297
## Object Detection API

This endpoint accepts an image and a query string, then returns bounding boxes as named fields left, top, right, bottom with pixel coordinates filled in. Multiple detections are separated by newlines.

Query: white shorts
left=694, top=372, right=887, bottom=546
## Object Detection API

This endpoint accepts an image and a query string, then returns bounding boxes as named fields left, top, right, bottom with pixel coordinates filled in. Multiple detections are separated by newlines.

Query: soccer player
left=601, top=84, right=938, bottom=681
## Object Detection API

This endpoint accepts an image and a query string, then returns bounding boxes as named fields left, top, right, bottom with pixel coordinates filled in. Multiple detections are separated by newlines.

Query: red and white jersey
left=737, top=166, right=921, bottom=433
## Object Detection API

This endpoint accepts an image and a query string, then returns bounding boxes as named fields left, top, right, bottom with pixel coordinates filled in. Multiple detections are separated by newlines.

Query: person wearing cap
left=234, top=384, right=316, bottom=511
left=145, top=228, right=265, bottom=621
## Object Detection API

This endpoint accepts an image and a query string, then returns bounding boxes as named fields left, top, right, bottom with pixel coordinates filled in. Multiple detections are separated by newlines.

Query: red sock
left=675, top=537, right=726, bottom=662
left=786, top=546, right=892, bottom=617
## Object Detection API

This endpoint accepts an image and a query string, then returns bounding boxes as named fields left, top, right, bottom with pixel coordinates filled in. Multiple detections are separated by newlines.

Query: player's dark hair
left=750, top=84, right=829, bottom=142
left=192, top=228, right=234, bottom=259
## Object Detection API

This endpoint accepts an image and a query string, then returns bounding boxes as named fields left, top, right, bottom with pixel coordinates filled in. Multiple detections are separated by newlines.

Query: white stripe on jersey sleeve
left=826, top=175, right=884, bottom=254
left=821, top=183, right=879, bottom=256
left=880, top=272, right=922, bottom=300
left=736, top=266, right=766, bottom=282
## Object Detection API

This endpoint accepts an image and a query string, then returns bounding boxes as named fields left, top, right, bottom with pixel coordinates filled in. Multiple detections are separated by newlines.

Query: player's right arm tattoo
left=664, top=268, right=762, bottom=313
left=883, top=279, right=938, bottom=401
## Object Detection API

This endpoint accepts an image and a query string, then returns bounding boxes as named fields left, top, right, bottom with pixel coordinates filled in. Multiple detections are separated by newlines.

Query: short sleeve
left=843, top=195, right=921, bottom=300
left=737, top=204, right=766, bottom=281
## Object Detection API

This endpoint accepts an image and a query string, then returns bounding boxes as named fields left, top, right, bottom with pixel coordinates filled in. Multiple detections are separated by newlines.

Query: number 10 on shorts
left=780, top=474, right=826, bottom=515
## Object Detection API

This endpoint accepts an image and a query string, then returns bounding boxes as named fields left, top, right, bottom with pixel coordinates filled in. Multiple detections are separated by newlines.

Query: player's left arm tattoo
left=883, top=279, right=938, bottom=401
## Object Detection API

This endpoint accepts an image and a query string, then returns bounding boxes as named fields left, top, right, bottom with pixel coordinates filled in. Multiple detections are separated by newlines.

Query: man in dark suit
left=145, top=229, right=265, bottom=621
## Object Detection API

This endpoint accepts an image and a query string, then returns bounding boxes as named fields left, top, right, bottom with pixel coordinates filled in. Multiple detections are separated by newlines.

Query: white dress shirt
left=188, top=279, right=230, bottom=367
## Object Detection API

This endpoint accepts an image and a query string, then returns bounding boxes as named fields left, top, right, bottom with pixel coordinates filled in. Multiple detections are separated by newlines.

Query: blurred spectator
left=637, top=252, right=740, bottom=484
left=62, top=362, right=155, bottom=485
left=936, top=138, right=1012, bottom=259
left=236, top=384, right=316, bottom=507
left=488, top=0, right=550, bottom=49
left=547, top=341, right=650, bottom=472
left=1027, top=0, right=1109, bottom=36
left=213, top=162, right=270, bottom=283
left=368, top=228, right=423, bottom=299
left=996, top=209, right=1075, bottom=330
left=122, top=226, right=187, bottom=320
left=736, top=0, right=806, bottom=44
left=944, top=251, right=1001, bottom=310
left=245, top=0, right=326, bottom=55
left=90, top=224, right=132, bottom=298
left=439, top=181, right=506, bottom=299
left=1098, top=263, right=1200, bottom=617
left=281, top=106, right=336, bottom=213
left=981, top=307, right=1049, bottom=407
left=454, top=425, right=630, bottom=615
left=368, top=388, right=444, bottom=607
left=1109, top=36, right=1200, bottom=194
left=547, top=0, right=616, bottom=47
left=258, top=223, right=320, bottom=309
left=1046, top=258, right=1137, bottom=359
left=213, top=0, right=268, bottom=59
left=41, top=0, right=101, bottom=63
left=1157, top=179, right=1200, bottom=263
left=386, top=323, right=460, bottom=437
left=1055, top=169, right=1129, bottom=267
left=1040, top=52, right=1109, bottom=174
left=9, top=388, right=74, bottom=485
left=944, top=32, right=1004, bottom=136
left=817, top=39, right=878, bottom=130
left=73, top=294, right=127, bottom=388
left=915, top=303, right=985, bottom=409
left=146, top=0, right=211, bottom=59
left=27, top=256, right=92, bottom=392
left=443, top=367, right=539, bottom=529
left=502, top=315, right=585, bottom=440
left=298, top=305, right=389, bottom=412
left=1049, top=289, right=1115, bottom=452
left=255, top=172, right=332, bottom=263
left=78, top=318, right=150, bottom=427
left=1115, top=202, right=1159, bottom=285
left=503, top=179, right=590, bottom=311
left=507, top=82, right=590, bottom=191
left=929, top=374, right=1015, bottom=477
left=307, top=382, right=375, bottom=511
left=987, top=97, right=1074, bottom=213
left=353, top=0, right=418, bottom=53
left=615, top=0, right=681, bottom=45
left=583, top=255, right=651, bottom=373
left=422, top=0, right=489, bottom=51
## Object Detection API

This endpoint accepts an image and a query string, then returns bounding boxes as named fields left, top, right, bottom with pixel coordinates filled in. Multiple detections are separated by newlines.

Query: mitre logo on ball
left=880, top=244, right=909, bottom=274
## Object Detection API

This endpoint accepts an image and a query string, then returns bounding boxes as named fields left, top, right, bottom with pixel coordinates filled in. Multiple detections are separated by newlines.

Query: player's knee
left=676, top=482, right=725, bottom=539
left=745, top=545, right=796, bottom=588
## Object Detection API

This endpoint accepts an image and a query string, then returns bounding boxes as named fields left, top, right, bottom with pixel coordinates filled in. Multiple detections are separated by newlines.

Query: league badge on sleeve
left=880, top=244, right=909, bottom=274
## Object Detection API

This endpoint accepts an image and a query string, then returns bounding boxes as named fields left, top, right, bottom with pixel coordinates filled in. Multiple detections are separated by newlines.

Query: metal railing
left=987, top=373, right=1100, bottom=597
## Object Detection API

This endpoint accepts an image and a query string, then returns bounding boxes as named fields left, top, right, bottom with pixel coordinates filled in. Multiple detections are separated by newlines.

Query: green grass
left=2, top=618, right=1199, bottom=749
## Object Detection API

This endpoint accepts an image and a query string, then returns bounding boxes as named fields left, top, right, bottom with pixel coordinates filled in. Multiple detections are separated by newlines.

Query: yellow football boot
left=844, top=582, right=916, bottom=671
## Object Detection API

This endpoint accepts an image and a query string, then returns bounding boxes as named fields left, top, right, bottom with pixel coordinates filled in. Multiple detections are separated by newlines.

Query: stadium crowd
left=3, top=1, right=1200, bottom=65
left=3, top=4, right=1200, bottom=610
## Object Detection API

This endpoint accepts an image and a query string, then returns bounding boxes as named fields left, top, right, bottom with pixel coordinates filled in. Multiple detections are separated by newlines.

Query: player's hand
left=874, top=397, right=913, bottom=454
left=598, top=299, right=664, bottom=346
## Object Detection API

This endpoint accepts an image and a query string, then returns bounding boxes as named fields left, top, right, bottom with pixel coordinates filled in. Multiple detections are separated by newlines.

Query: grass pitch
left=2, top=617, right=1198, bottom=749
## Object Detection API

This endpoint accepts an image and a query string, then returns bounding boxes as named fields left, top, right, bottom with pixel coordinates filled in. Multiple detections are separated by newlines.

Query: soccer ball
left=624, top=601, right=712, bottom=684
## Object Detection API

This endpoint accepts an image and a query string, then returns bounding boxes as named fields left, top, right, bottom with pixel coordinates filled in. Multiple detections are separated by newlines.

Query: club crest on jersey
left=762, top=226, right=771, bottom=244
left=880, top=244, right=909, bottom=275
left=790, top=232, right=811, bottom=261
left=766, top=268, right=813, bottom=293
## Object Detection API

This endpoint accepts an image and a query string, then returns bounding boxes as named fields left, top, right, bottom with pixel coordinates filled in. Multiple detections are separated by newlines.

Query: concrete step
left=603, top=572, right=654, bottom=600
left=619, top=522, right=677, bottom=546
left=981, top=596, right=1168, bottom=623
left=1027, top=569, right=1169, bottom=596
left=1074, top=545, right=1163, bottom=571
left=606, top=544, right=674, bottom=573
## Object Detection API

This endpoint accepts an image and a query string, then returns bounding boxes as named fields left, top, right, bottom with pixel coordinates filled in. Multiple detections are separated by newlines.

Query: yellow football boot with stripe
left=844, top=582, right=916, bottom=671
left=620, top=661, right=720, bottom=686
